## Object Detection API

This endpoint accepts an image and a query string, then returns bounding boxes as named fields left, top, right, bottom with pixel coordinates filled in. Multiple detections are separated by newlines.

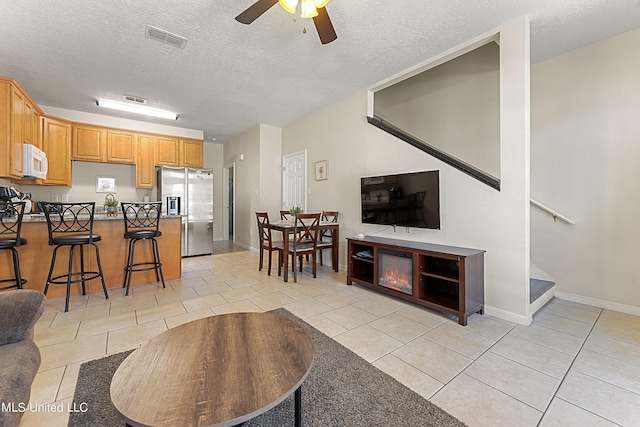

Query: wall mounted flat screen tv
left=361, top=170, right=440, bottom=229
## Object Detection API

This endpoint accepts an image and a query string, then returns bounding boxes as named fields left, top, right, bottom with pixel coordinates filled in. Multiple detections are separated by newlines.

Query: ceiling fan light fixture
left=236, top=0, right=336, bottom=44
left=96, top=99, right=178, bottom=120
left=300, top=0, right=318, bottom=18
left=279, top=0, right=298, bottom=14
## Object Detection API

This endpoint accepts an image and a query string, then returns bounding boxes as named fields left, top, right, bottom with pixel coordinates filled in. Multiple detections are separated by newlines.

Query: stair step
left=530, top=277, right=555, bottom=304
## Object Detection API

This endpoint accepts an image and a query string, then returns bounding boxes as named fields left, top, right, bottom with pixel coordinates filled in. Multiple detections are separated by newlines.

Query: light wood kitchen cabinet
left=9, top=88, right=25, bottom=177
left=24, top=100, right=40, bottom=149
left=73, top=125, right=135, bottom=164
left=181, top=138, right=204, bottom=168
left=136, top=133, right=155, bottom=188
left=72, top=124, right=107, bottom=161
left=154, top=137, right=204, bottom=168
left=107, top=129, right=136, bottom=163
left=2, top=76, right=205, bottom=186
left=155, top=136, right=181, bottom=166
left=42, top=116, right=72, bottom=186
left=69, top=124, right=204, bottom=188
left=0, top=82, right=11, bottom=177
left=0, top=77, right=44, bottom=179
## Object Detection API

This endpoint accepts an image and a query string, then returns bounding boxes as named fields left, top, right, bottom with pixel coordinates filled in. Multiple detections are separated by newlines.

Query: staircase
left=530, top=263, right=555, bottom=304
left=368, top=115, right=564, bottom=313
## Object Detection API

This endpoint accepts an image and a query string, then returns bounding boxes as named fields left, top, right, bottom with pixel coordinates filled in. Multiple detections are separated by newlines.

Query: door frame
left=223, top=162, right=236, bottom=241
left=282, top=149, right=307, bottom=212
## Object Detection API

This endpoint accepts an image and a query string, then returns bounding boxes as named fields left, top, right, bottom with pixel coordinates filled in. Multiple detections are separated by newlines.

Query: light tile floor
left=19, top=248, right=640, bottom=426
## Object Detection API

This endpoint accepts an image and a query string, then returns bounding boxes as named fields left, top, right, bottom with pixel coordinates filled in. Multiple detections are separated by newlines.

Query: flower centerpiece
left=289, top=205, right=303, bottom=216
left=104, top=193, right=119, bottom=216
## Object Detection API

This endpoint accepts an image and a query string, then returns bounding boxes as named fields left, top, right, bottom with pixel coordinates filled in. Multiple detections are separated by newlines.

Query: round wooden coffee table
left=110, top=312, right=314, bottom=427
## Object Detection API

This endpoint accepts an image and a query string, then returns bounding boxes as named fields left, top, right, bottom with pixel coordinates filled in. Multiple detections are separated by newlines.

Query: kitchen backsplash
left=11, top=162, right=154, bottom=206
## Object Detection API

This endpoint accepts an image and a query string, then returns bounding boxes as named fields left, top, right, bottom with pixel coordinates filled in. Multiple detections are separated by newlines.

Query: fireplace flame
left=380, top=265, right=412, bottom=294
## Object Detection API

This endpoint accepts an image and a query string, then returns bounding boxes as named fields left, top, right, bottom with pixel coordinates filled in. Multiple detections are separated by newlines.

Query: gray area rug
left=69, top=308, right=466, bottom=427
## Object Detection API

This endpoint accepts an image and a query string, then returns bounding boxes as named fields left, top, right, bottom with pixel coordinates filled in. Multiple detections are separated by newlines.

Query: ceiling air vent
left=145, top=24, right=188, bottom=49
left=123, top=95, right=147, bottom=104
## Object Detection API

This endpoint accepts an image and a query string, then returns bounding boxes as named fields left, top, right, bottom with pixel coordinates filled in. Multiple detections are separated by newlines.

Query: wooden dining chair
left=280, top=210, right=292, bottom=220
left=317, top=211, right=338, bottom=266
left=280, top=210, right=300, bottom=242
left=256, top=212, right=283, bottom=276
left=287, top=213, right=321, bottom=283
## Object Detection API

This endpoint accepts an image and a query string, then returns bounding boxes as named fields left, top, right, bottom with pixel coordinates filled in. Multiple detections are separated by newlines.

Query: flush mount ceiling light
left=96, top=99, right=178, bottom=120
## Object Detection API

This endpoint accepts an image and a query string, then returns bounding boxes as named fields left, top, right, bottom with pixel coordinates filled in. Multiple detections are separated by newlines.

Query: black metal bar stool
left=121, top=202, right=165, bottom=296
left=41, top=202, right=109, bottom=312
left=0, top=201, right=27, bottom=290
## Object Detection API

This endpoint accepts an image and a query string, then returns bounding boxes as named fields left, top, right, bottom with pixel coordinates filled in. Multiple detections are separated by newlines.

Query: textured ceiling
left=1, top=0, right=639, bottom=143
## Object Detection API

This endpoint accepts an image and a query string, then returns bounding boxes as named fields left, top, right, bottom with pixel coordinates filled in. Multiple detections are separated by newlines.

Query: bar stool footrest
left=0, top=277, right=27, bottom=290
left=125, top=261, right=163, bottom=273
left=48, top=271, right=103, bottom=285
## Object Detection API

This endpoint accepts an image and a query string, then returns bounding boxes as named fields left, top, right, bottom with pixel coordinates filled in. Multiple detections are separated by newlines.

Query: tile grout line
left=551, top=396, right=625, bottom=426
left=533, top=308, right=605, bottom=426
left=581, top=331, right=640, bottom=367
left=509, top=323, right=587, bottom=357
left=424, top=306, right=598, bottom=422
left=427, top=323, right=524, bottom=404
left=33, top=250, right=638, bottom=427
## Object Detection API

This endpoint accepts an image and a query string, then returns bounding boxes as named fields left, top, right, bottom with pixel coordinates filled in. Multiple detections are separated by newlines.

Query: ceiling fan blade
left=312, top=7, right=337, bottom=44
left=235, top=0, right=279, bottom=24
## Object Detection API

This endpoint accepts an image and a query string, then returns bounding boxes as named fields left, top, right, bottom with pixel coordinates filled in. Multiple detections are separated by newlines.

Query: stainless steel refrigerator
left=157, top=166, right=213, bottom=257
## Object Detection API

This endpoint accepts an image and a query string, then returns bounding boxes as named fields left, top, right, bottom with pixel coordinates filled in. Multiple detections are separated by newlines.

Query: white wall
left=531, top=28, right=640, bottom=313
left=223, top=124, right=283, bottom=249
left=203, top=142, right=224, bottom=241
left=258, top=124, right=283, bottom=216
left=223, top=126, right=262, bottom=248
left=19, top=162, right=148, bottom=206
left=375, top=42, right=501, bottom=178
left=278, top=19, right=532, bottom=324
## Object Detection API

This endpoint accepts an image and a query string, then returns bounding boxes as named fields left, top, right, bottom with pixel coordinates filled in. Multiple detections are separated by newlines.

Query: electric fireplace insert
left=378, top=248, right=413, bottom=295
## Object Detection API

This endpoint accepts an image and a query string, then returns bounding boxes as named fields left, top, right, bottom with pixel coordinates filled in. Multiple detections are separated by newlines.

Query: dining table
left=270, top=219, right=339, bottom=282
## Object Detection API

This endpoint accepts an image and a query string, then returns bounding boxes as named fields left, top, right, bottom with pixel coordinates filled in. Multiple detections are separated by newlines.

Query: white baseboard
left=233, top=242, right=256, bottom=252
left=555, top=291, right=640, bottom=316
left=529, top=286, right=556, bottom=316
left=484, top=305, right=532, bottom=326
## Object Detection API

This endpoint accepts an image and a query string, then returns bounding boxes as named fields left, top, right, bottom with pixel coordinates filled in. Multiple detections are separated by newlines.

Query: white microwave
left=23, top=144, right=48, bottom=179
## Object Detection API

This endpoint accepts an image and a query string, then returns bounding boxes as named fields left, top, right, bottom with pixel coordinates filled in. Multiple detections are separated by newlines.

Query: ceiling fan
left=236, top=0, right=337, bottom=45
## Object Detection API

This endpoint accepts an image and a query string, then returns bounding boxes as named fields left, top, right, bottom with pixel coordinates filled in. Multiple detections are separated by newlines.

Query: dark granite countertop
left=19, top=213, right=183, bottom=223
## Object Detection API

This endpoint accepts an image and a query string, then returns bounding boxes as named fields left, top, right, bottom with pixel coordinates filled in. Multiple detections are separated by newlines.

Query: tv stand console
left=347, top=236, right=485, bottom=326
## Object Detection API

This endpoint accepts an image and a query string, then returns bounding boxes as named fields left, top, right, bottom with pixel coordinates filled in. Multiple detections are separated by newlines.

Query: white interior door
left=282, top=150, right=306, bottom=211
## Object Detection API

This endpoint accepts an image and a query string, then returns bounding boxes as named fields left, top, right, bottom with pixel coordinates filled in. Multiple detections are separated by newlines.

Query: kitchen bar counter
left=0, top=216, right=182, bottom=299
left=19, top=212, right=184, bottom=222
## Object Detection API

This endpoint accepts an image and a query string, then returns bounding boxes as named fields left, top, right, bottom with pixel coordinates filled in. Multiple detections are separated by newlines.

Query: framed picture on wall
left=315, top=160, right=328, bottom=181
left=96, top=176, right=117, bottom=193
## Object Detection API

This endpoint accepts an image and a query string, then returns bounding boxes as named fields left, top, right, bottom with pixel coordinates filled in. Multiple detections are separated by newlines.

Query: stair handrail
left=530, top=199, right=575, bottom=225
left=367, top=115, right=501, bottom=191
